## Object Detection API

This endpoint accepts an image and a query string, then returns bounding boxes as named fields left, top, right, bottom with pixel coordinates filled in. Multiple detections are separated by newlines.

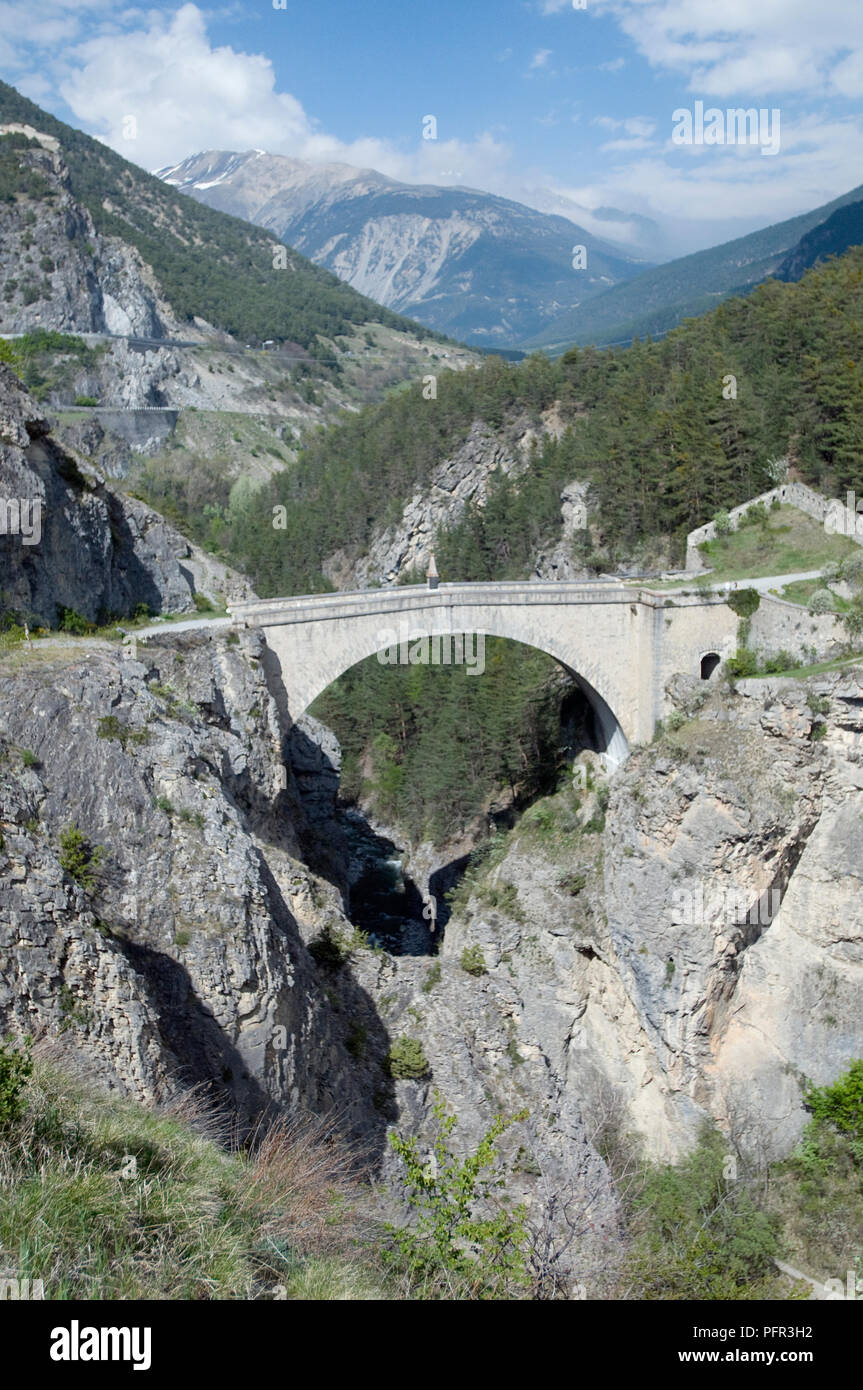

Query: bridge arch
left=231, top=581, right=740, bottom=761
left=307, top=625, right=630, bottom=769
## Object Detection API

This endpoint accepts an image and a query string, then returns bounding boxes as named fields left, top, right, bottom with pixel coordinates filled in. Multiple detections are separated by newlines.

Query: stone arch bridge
left=230, top=581, right=738, bottom=766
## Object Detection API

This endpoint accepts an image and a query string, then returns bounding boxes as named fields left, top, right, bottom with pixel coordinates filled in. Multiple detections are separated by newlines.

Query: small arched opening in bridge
left=700, top=651, right=722, bottom=680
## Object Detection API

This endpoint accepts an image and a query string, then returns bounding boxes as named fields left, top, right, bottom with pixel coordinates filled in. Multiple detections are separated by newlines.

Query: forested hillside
left=150, top=244, right=863, bottom=594
left=775, top=200, right=863, bottom=282
left=523, top=180, right=863, bottom=351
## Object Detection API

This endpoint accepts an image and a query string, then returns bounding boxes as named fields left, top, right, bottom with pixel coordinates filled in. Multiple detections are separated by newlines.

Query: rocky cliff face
left=0, top=628, right=621, bottom=1267
left=324, top=405, right=581, bottom=588
left=0, top=129, right=191, bottom=340
left=0, top=631, right=380, bottom=1133
left=435, top=671, right=863, bottom=1164
left=0, top=364, right=253, bottom=624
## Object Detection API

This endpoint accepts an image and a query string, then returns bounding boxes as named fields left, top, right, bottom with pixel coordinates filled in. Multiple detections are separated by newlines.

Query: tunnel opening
left=700, top=651, right=721, bottom=680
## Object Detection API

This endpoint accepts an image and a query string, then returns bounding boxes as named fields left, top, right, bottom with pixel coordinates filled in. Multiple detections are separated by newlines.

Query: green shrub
left=20, top=748, right=40, bottom=768
left=73, top=395, right=98, bottom=407
left=387, top=1097, right=530, bottom=1299
left=738, top=501, right=770, bottom=530
left=559, top=871, right=586, bottom=896
left=842, top=596, right=863, bottom=642
left=807, top=693, right=831, bottom=716
left=57, top=607, right=92, bottom=635
left=726, top=647, right=759, bottom=678
left=193, top=592, right=217, bottom=613
left=808, top=588, right=837, bottom=614
left=622, top=1127, right=780, bottom=1300
left=804, top=1061, right=863, bottom=1150
left=0, top=1038, right=32, bottom=1128
left=97, top=715, right=151, bottom=750
left=58, top=824, right=103, bottom=892
left=761, top=649, right=795, bottom=674
left=386, top=1037, right=430, bottom=1081
left=726, top=588, right=761, bottom=619
left=479, top=880, right=524, bottom=920
left=460, top=945, right=487, bottom=977
left=422, top=960, right=442, bottom=993
left=841, top=552, right=863, bottom=586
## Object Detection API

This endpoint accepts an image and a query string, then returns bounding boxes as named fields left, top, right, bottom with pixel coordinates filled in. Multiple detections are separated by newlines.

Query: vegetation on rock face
left=459, top=945, right=487, bottom=976
left=0, top=1039, right=32, bottom=1128
left=0, top=330, right=104, bottom=401
left=0, top=1043, right=860, bottom=1300
left=619, top=1062, right=863, bottom=1300
left=0, top=1059, right=384, bottom=1299
left=57, top=824, right=103, bottom=892
left=386, top=1099, right=530, bottom=1299
left=386, top=1037, right=431, bottom=1081
left=621, top=1127, right=781, bottom=1300
left=804, top=1060, right=863, bottom=1154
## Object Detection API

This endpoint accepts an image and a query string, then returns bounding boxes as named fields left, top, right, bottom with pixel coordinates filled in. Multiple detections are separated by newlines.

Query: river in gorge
left=337, top=807, right=462, bottom=957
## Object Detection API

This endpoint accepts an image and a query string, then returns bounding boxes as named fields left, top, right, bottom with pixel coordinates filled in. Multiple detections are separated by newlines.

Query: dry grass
left=0, top=1056, right=389, bottom=1300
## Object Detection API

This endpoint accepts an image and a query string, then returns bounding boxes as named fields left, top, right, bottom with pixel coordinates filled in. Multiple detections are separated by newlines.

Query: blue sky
left=2, top=0, right=863, bottom=256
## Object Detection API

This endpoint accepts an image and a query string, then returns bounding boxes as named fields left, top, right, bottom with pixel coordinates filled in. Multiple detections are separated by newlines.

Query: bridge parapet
left=231, top=580, right=659, bottom=628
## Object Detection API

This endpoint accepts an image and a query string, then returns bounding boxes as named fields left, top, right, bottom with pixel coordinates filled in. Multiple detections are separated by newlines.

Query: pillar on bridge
left=427, top=553, right=440, bottom=591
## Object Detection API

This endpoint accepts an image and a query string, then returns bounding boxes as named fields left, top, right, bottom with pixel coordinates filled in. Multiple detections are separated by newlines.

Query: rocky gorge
left=1, top=358, right=862, bottom=1295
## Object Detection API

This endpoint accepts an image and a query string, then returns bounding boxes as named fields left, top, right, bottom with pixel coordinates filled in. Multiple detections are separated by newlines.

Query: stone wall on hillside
left=685, top=481, right=863, bottom=571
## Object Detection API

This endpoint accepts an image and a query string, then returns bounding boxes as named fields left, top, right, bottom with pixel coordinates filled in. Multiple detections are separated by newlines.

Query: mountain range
left=156, top=149, right=652, bottom=347
left=0, top=80, right=448, bottom=357
left=159, top=148, right=863, bottom=356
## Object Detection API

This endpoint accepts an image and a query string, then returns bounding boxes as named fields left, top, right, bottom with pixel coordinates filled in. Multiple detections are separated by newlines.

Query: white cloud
left=592, top=115, right=657, bottom=139
left=529, top=49, right=553, bottom=71
left=557, top=109, right=863, bottom=253
left=9, top=3, right=512, bottom=192
left=590, top=0, right=863, bottom=98
left=601, top=136, right=655, bottom=152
